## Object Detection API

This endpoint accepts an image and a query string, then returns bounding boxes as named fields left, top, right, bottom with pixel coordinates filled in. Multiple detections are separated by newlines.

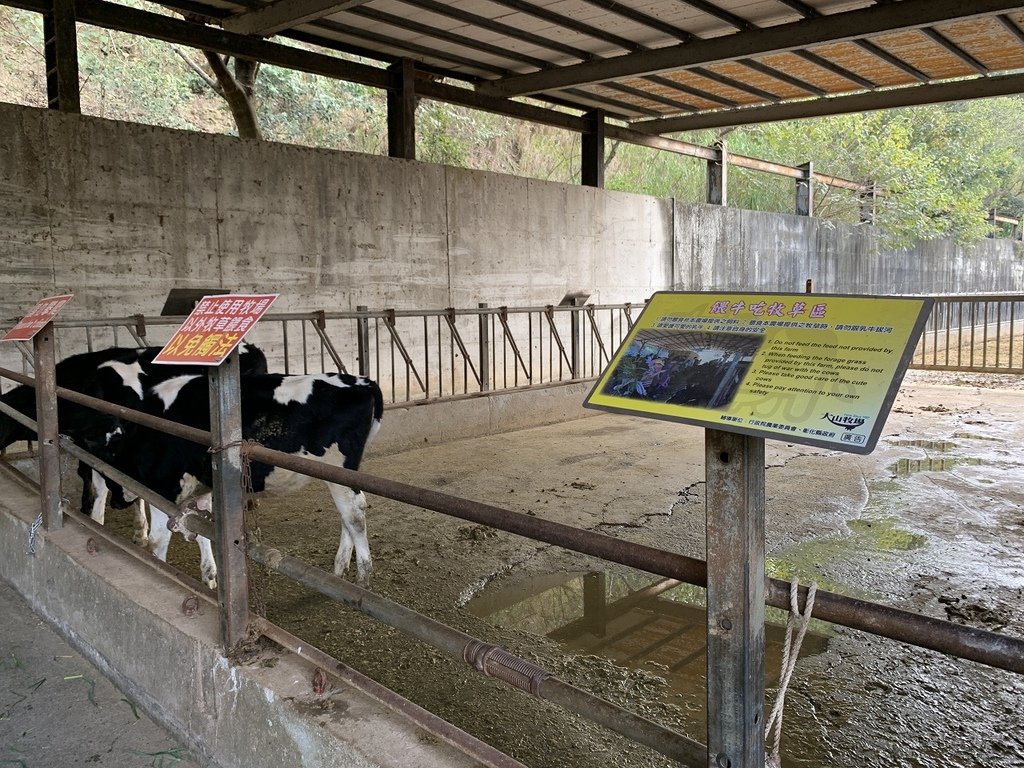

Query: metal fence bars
left=912, top=294, right=1024, bottom=373
left=1, top=303, right=641, bottom=405
left=3, top=324, right=1024, bottom=768
left=4, top=294, right=1020, bottom=408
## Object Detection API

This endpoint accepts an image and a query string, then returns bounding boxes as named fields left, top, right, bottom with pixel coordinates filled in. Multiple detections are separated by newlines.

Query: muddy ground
left=99, top=370, right=1024, bottom=768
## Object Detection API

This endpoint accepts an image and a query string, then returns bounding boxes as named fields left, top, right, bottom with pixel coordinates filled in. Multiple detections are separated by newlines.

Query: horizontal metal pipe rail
left=243, top=444, right=1024, bottom=675
left=246, top=543, right=706, bottom=767
left=2, top=362, right=1023, bottom=675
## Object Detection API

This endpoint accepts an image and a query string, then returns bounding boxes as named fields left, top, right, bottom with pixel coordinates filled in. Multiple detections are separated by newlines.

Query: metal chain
left=25, top=514, right=43, bottom=555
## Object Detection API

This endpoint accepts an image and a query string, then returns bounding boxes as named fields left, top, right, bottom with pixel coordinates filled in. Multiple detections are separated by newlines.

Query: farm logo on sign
left=822, top=412, right=867, bottom=430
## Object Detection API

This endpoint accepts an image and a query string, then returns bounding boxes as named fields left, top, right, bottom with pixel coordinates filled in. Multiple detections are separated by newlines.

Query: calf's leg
left=328, top=483, right=372, bottom=586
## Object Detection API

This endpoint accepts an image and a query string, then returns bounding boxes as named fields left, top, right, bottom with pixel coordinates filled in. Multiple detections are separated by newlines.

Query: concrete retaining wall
left=674, top=204, right=1024, bottom=294
left=3, top=101, right=1024, bottom=443
left=0, top=102, right=671, bottom=326
left=376, top=380, right=596, bottom=455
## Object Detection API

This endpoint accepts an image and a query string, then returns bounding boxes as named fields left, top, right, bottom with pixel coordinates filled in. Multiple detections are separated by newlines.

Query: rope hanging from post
left=765, top=579, right=817, bottom=768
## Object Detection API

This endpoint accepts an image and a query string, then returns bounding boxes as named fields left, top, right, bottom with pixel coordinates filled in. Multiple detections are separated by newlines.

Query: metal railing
left=3, top=321, right=1024, bottom=768
left=6, top=294, right=1023, bottom=404
left=911, top=294, right=1024, bottom=373
left=20, top=302, right=639, bottom=404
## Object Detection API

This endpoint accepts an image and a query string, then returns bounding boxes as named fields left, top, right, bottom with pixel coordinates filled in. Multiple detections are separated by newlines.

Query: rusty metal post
left=33, top=322, right=62, bottom=530
left=44, top=0, right=81, bottom=113
left=795, top=161, right=814, bottom=217
left=859, top=182, right=877, bottom=225
left=387, top=58, right=417, bottom=160
left=581, top=109, right=606, bottom=188
left=705, top=429, right=766, bottom=768
left=478, top=303, right=490, bottom=392
left=707, top=140, right=728, bottom=205
left=356, top=305, right=371, bottom=377
left=570, top=297, right=584, bottom=379
left=209, top=348, right=250, bottom=651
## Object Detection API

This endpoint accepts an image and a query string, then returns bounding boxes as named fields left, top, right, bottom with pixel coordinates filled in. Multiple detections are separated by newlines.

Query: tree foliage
left=2, top=5, right=1023, bottom=246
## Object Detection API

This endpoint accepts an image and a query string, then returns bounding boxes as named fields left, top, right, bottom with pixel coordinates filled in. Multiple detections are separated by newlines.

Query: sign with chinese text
left=153, top=293, right=278, bottom=366
left=584, top=292, right=933, bottom=454
left=1, top=294, right=74, bottom=342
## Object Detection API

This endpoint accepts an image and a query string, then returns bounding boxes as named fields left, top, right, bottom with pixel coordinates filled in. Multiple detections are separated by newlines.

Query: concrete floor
left=0, top=579, right=202, bottom=768
left=2, top=368, right=1023, bottom=768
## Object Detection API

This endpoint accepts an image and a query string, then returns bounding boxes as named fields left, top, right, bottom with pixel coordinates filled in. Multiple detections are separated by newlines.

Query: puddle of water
left=891, top=457, right=983, bottom=476
left=467, top=570, right=831, bottom=705
left=847, top=517, right=928, bottom=550
left=892, top=439, right=957, bottom=451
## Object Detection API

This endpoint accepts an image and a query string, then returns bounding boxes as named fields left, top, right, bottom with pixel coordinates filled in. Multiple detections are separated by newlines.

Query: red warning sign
left=153, top=293, right=278, bottom=366
left=1, top=294, right=75, bottom=342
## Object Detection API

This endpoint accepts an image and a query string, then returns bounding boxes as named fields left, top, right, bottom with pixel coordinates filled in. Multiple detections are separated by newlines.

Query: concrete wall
left=3, top=101, right=1024, bottom=443
left=0, top=102, right=671, bottom=327
left=4, top=101, right=1020, bottom=332
left=674, top=204, right=1024, bottom=295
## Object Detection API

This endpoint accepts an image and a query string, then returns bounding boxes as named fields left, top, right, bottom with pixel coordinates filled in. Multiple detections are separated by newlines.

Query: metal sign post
left=705, top=428, right=766, bottom=768
left=33, top=322, right=62, bottom=531
left=578, top=290, right=933, bottom=767
left=208, top=347, right=250, bottom=651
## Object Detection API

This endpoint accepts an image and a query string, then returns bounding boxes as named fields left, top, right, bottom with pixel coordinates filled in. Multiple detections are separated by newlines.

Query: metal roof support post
left=209, top=349, right=251, bottom=652
left=705, top=429, right=766, bottom=768
left=387, top=58, right=417, bottom=160
left=33, top=323, right=62, bottom=530
left=707, top=140, right=728, bottom=205
left=44, top=0, right=80, bottom=113
left=795, top=161, right=814, bottom=217
left=582, top=109, right=606, bottom=189
left=859, top=182, right=878, bottom=225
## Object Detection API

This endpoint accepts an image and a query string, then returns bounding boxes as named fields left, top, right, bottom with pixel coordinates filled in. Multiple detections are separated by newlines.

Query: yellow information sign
left=585, top=292, right=933, bottom=454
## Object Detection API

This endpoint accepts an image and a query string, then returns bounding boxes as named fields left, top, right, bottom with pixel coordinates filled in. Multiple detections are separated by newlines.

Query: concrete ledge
left=375, top=380, right=598, bottom=455
left=0, top=491, right=493, bottom=768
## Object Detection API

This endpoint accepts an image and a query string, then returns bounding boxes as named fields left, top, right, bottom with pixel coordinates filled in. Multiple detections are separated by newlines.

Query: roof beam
left=224, top=0, right=372, bottom=37
left=632, top=72, right=1024, bottom=133
left=476, top=0, right=1024, bottom=97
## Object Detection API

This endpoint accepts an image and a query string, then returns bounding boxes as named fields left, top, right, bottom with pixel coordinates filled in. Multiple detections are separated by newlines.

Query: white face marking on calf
left=98, top=360, right=146, bottom=399
left=272, top=374, right=351, bottom=405
left=151, top=375, right=202, bottom=412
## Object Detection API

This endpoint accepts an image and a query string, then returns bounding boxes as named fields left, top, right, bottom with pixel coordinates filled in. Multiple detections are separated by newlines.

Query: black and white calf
left=0, top=343, right=267, bottom=555
left=82, top=343, right=267, bottom=544
left=100, top=370, right=384, bottom=587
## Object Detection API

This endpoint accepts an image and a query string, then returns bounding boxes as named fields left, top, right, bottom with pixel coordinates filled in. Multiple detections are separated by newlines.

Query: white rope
left=765, top=579, right=817, bottom=768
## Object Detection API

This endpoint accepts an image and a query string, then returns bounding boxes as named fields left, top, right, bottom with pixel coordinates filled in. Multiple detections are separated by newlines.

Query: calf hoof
left=202, top=570, right=218, bottom=591
left=355, top=561, right=374, bottom=589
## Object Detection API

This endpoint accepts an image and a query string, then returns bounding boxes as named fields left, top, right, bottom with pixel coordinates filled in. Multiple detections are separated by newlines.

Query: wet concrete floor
left=247, top=370, right=1024, bottom=768
left=37, top=370, right=1024, bottom=767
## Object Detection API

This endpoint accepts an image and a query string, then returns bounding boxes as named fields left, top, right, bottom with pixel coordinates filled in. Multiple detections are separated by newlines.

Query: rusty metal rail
left=246, top=543, right=706, bottom=767
left=5, top=368, right=1020, bottom=676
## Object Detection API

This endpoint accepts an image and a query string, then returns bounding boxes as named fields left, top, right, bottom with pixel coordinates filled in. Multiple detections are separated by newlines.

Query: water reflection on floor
left=468, top=571, right=831, bottom=706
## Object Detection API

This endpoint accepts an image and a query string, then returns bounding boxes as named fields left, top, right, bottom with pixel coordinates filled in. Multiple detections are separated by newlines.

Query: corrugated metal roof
left=151, top=0, right=1024, bottom=130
